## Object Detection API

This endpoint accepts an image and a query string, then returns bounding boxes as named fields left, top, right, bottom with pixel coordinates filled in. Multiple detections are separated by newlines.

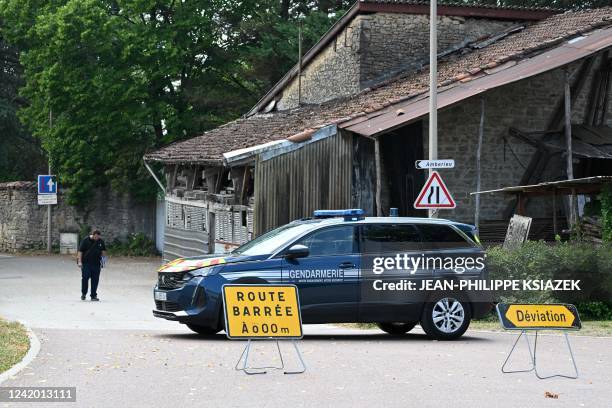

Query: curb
left=0, top=322, right=41, bottom=385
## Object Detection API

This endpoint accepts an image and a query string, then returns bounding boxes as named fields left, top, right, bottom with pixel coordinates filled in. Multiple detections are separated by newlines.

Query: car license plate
left=154, top=291, right=167, bottom=301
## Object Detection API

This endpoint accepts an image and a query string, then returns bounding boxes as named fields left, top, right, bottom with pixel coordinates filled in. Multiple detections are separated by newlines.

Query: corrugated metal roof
left=471, top=176, right=612, bottom=195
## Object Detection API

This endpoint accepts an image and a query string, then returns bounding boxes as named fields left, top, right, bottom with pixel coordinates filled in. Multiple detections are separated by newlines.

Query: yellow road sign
left=223, top=285, right=303, bottom=339
left=497, top=303, right=581, bottom=330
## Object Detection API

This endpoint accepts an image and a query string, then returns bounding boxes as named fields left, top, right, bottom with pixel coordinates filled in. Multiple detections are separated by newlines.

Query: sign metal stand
left=234, top=339, right=306, bottom=375
left=223, top=284, right=306, bottom=375
left=497, top=303, right=580, bottom=380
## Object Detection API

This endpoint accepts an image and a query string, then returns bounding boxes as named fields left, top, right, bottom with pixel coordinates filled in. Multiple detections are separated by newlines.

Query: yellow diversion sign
left=497, top=303, right=581, bottom=330
left=222, top=285, right=303, bottom=339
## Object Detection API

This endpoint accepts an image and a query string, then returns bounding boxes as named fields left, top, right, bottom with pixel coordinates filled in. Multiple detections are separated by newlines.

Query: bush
left=601, top=184, right=612, bottom=242
left=576, top=301, right=612, bottom=320
left=107, top=233, right=158, bottom=257
left=486, top=241, right=612, bottom=320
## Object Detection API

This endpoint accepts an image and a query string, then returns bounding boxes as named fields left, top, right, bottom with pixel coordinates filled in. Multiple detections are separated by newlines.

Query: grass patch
left=469, top=320, right=612, bottom=336
left=0, top=318, right=30, bottom=373
left=339, top=320, right=612, bottom=337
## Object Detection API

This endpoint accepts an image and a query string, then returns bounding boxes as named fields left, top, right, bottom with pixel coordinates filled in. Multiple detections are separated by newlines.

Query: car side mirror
left=285, top=244, right=309, bottom=259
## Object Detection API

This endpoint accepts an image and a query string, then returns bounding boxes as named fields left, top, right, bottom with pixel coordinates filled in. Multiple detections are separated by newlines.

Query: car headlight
left=186, top=267, right=213, bottom=278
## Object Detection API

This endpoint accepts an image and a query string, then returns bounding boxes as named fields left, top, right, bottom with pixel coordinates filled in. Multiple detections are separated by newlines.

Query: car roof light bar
left=313, top=209, right=365, bottom=220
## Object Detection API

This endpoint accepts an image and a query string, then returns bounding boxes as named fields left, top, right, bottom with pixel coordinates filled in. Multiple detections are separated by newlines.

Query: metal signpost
left=223, top=284, right=306, bottom=375
left=496, top=303, right=581, bottom=379
left=414, top=171, right=456, bottom=209
left=428, top=0, right=438, bottom=218
left=38, top=175, right=58, bottom=252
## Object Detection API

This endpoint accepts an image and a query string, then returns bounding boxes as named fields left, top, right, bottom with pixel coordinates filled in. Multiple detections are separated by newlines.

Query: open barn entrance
left=378, top=121, right=426, bottom=217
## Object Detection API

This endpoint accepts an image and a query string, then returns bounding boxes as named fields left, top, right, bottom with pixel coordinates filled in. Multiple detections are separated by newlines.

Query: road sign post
left=38, top=175, right=58, bottom=253
left=496, top=303, right=581, bottom=379
left=223, top=284, right=306, bottom=375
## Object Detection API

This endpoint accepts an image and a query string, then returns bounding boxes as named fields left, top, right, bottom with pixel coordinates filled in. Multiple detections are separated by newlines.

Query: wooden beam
left=240, top=167, right=249, bottom=204
left=374, top=137, right=382, bottom=216
left=504, top=57, right=594, bottom=218
left=564, top=69, right=576, bottom=227
left=547, top=57, right=594, bottom=130
left=475, top=96, right=485, bottom=229
left=552, top=188, right=558, bottom=236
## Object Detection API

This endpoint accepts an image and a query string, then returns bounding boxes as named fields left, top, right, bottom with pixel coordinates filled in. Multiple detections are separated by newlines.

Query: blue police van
left=153, top=209, right=493, bottom=340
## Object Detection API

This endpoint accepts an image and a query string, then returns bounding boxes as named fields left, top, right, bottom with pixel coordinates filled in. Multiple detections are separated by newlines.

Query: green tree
left=0, top=31, right=45, bottom=181
left=0, top=0, right=258, bottom=203
left=0, top=0, right=347, bottom=204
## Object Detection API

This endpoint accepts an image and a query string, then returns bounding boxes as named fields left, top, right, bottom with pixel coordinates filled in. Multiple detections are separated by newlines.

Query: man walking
left=77, top=229, right=107, bottom=301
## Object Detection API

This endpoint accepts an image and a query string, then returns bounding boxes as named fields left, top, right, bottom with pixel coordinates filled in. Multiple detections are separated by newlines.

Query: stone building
left=145, top=1, right=612, bottom=260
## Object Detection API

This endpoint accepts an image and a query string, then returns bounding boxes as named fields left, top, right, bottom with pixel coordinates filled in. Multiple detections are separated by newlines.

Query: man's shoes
left=81, top=295, right=86, bottom=301
left=91, top=297, right=100, bottom=301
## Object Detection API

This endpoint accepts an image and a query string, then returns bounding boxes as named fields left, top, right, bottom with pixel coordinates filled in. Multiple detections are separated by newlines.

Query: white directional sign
left=415, top=159, right=455, bottom=169
left=414, top=171, right=456, bottom=209
left=38, top=194, right=58, bottom=205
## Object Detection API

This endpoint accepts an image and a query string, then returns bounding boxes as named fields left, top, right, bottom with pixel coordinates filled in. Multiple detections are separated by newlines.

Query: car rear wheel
left=186, top=323, right=220, bottom=336
left=420, top=294, right=471, bottom=340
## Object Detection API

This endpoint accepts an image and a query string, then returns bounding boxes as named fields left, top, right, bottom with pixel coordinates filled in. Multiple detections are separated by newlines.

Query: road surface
left=1, top=254, right=610, bottom=408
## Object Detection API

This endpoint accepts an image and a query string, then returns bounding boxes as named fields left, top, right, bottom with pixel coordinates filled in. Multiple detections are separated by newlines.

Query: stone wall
left=0, top=182, right=156, bottom=252
left=277, top=12, right=518, bottom=110
left=422, top=58, right=609, bottom=223
left=359, top=14, right=517, bottom=85
left=277, top=16, right=362, bottom=110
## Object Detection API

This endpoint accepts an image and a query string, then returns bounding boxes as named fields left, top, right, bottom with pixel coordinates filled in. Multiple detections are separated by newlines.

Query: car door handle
left=338, top=262, right=355, bottom=269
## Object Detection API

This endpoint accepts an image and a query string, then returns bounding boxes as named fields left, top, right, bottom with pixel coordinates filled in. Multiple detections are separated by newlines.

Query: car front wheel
left=377, top=322, right=417, bottom=335
left=186, top=323, right=220, bottom=336
left=420, top=294, right=471, bottom=340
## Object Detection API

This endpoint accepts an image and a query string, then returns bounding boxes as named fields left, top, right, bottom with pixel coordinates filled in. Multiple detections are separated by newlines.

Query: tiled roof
left=144, top=7, right=612, bottom=165
left=360, top=0, right=558, bottom=11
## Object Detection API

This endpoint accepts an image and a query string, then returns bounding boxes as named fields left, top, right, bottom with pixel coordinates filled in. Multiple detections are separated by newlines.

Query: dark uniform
left=79, top=237, right=106, bottom=298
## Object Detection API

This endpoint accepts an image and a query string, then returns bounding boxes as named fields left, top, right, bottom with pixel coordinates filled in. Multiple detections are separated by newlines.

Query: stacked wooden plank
left=581, top=216, right=603, bottom=244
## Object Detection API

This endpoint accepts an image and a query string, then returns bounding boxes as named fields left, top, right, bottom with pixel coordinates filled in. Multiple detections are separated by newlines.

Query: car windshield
left=232, top=222, right=317, bottom=256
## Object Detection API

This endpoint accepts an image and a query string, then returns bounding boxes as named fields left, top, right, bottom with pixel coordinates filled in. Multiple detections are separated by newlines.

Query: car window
left=233, top=222, right=317, bottom=256
left=295, top=226, right=357, bottom=257
left=417, top=224, right=471, bottom=250
left=361, top=224, right=421, bottom=253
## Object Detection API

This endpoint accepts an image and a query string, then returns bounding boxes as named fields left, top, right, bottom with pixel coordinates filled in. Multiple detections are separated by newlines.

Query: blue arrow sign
left=38, top=175, right=57, bottom=194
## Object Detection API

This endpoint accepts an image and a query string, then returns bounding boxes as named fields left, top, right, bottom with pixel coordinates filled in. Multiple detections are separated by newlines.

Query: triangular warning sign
left=414, top=171, right=456, bottom=209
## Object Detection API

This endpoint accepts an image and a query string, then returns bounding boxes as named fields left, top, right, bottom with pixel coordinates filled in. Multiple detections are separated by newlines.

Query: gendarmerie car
left=153, top=209, right=493, bottom=340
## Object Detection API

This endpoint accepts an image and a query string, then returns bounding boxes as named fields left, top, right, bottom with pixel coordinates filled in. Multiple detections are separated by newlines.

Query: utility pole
left=298, top=20, right=303, bottom=106
left=564, top=69, right=576, bottom=227
left=428, top=0, right=438, bottom=218
left=47, top=109, right=52, bottom=253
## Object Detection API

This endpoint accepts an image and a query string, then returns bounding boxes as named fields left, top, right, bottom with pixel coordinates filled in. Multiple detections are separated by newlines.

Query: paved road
left=1, top=255, right=611, bottom=408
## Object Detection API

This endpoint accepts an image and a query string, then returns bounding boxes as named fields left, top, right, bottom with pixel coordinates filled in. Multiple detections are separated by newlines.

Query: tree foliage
left=0, top=0, right=347, bottom=204
left=0, top=31, right=45, bottom=181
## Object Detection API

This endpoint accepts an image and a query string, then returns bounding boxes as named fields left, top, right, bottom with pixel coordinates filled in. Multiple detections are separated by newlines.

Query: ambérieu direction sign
left=415, top=159, right=455, bottom=169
